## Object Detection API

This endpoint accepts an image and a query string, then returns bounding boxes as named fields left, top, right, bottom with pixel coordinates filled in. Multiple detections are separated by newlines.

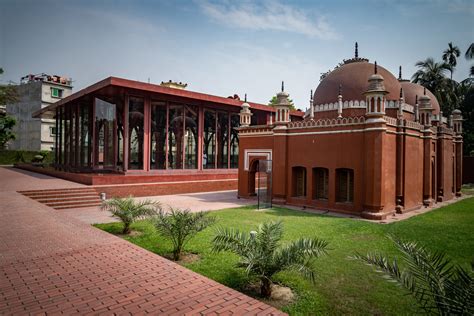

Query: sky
left=1, top=0, right=473, bottom=109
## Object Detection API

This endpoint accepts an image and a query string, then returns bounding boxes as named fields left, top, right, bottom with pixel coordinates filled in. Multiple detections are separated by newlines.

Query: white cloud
left=198, top=0, right=339, bottom=39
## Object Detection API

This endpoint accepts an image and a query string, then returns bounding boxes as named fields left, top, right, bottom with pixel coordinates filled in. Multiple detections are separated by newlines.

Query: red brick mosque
left=237, top=45, right=463, bottom=219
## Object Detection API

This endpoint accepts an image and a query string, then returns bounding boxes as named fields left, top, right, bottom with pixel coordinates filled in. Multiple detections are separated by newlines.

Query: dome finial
left=281, top=81, right=284, bottom=92
left=339, top=84, right=342, bottom=96
left=415, top=94, right=418, bottom=104
left=310, top=89, right=313, bottom=101
left=374, top=61, right=378, bottom=74
left=423, top=87, right=426, bottom=95
left=399, top=87, right=403, bottom=98
left=244, top=93, right=247, bottom=102
left=398, top=66, right=402, bottom=80
left=355, top=42, right=358, bottom=58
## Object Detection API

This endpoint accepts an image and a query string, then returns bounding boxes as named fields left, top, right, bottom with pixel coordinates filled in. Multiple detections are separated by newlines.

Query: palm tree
left=442, top=42, right=461, bottom=80
left=152, top=208, right=216, bottom=260
left=466, top=43, right=474, bottom=77
left=212, top=221, right=329, bottom=297
left=465, top=43, right=474, bottom=60
left=101, top=197, right=160, bottom=234
left=351, top=235, right=473, bottom=315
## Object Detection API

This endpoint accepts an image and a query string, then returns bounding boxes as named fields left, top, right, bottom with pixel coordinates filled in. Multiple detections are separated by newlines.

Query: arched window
left=313, top=168, right=329, bottom=200
left=377, top=97, right=381, bottom=112
left=336, top=168, right=354, bottom=203
left=370, top=97, right=375, bottom=112
left=292, top=166, right=306, bottom=197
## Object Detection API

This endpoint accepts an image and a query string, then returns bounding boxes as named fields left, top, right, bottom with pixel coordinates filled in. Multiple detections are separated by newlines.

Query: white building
left=6, top=74, right=73, bottom=151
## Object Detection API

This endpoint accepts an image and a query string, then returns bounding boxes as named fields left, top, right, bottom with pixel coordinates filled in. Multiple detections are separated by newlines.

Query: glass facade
left=54, top=94, right=241, bottom=172
left=128, top=97, right=144, bottom=170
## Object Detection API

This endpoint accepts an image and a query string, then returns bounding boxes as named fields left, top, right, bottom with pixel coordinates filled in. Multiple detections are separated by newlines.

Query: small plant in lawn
left=351, top=235, right=473, bottom=315
left=212, top=220, right=330, bottom=298
left=153, top=208, right=216, bottom=261
left=101, top=197, right=160, bottom=234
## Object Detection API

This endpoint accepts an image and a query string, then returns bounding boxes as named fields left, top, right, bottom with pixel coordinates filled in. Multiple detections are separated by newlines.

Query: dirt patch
left=162, top=252, right=201, bottom=265
left=116, top=230, right=143, bottom=238
left=244, top=282, right=295, bottom=309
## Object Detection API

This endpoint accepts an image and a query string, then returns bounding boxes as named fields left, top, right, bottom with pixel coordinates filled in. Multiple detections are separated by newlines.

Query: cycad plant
left=153, top=208, right=216, bottom=260
left=351, top=235, right=473, bottom=315
left=101, top=197, right=160, bottom=234
left=212, top=220, right=329, bottom=297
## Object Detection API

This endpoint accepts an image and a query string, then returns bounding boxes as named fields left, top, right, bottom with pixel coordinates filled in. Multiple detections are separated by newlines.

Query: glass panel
left=128, top=97, right=144, bottom=170
left=168, top=104, right=183, bottom=169
left=80, top=104, right=90, bottom=167
left=184, top=105, right=198, bottom=169
left=116, top=100, right=124, bottom=168
left=203, top=110, right=216, bottom=169
left=230, top=114, right=239, bottom=168
left=257, top=159, right=272, bottom=209
left=151, top=101, right=167, bottom=169
left=96, top=97, right=116, bottom=168
left=70, top=106, right=76, bottom=167
left=217, top=112, right=228, bottom=169
left=63, top=108, right=70, bottom=166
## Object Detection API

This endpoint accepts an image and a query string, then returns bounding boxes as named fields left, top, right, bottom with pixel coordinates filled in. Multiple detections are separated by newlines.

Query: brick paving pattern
left=0, top=167, right=284, bottom=315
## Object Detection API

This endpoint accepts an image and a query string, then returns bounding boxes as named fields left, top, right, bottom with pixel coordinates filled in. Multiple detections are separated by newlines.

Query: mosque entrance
left=256, top=159, right=272, bottom=209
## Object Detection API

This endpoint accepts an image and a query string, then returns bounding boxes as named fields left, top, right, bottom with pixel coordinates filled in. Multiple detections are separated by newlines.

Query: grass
left=0, top=150, right=53, bottom=165
left=95, top=197, right=474, bottom=315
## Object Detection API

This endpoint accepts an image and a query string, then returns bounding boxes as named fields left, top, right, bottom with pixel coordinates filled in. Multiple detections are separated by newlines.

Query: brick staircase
left=19, top=188, right=102, bottom=210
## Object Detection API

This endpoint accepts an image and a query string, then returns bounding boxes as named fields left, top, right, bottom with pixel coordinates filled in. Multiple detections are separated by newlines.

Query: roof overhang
left=33, top=76, right=304, bottom=119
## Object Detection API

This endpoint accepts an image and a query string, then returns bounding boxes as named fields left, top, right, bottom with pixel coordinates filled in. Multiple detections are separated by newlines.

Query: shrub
left=212, top=220, right=330, bottom=297
left=101, top=197, right=160, bottom=234
left=153, top=208, right=216, bottom=260
left=351, top=235, right=473, bottom=315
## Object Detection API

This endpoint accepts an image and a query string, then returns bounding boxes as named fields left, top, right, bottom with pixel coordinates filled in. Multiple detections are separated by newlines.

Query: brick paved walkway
left=0, top=167, right=284, bottom=315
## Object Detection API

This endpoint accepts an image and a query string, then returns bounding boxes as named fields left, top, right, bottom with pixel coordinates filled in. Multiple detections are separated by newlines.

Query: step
left=45, top=198, right=102, bottom=207
left=35, top=195, right=100, bottom=203
left=53, top=202, right=103, bottom=210
left=20, top=188, right=97, bottom=195
left=25, top=192, right=99, bottom=199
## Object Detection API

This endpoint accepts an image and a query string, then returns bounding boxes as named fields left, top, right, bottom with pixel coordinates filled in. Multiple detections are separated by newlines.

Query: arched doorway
left=248, top=159, right=259, bottom=196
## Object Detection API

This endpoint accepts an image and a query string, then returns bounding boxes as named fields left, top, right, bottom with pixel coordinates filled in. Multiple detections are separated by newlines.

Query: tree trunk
left=260, top=278, right=272, bottom=298
left=122, top=222, right=131, bottom=234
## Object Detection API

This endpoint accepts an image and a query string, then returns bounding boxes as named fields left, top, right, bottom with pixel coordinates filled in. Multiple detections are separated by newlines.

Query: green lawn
left=95, top=197, right=474, bottom=315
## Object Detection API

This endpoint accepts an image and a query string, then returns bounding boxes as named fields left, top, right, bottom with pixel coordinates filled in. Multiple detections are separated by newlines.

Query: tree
left=0, top=115, right=16, bottom=148
left=442, top=42, right=461, bottom=80
left=412, top=58, right=452, bottom=113
left=465, top=43, right=474, bottom=76
left=351, top=236, right=473, bottom=315
left=212, top=220, right=329, bottom=297
left=460, top=84, right=474, bottom=155
left=0, top=68, right=18, bottom=105
left=268, top=95, right=296, bottom=110
left=153, top=208, right=215, bottom=260
left=101, top=197, right=160, bottom=234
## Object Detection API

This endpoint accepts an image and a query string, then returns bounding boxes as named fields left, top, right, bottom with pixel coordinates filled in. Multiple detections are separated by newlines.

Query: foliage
left=0, top=115, right=16, bottom=148
left=268, top=95, right=296, bottom=110
left=0, top=150, right=54, bottom=164
left=152, top=208, right=216, bottom=260
left=212, top=220, right=329, bottom=297
left=466, top=43, right=474, bottom=77
left=0, top=68, right=18, bottom=106
left=101, top=197, right=160, bottom=234
left=459, top=85, right=474, bottom=155
left=351, top=235, right=473, bottom=315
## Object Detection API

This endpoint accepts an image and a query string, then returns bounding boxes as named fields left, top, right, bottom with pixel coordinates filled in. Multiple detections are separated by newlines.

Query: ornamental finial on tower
left=374, top=61, right=378, bottom=74
left=399, top=87, right=403, bottom=98
left=310, top=89, right=313, bottom=102
left=415, top=94, right=418, bottom=104
left=424, top=87, right=426, bottom=95
left=398, top=66, right=402, bottom=80
left=355, top=42, right=358, bottom=58
left=281, top=81, right=284, bottom=92
left=244, top=93, right=247, bottom=102
left=338, top=84, right=342, bottom=96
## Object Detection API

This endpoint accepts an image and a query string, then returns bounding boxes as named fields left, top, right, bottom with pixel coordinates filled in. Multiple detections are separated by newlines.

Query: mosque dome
left=313, top=60, right=401, bottom=105
left=399, top=81, right=440, bottom=115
